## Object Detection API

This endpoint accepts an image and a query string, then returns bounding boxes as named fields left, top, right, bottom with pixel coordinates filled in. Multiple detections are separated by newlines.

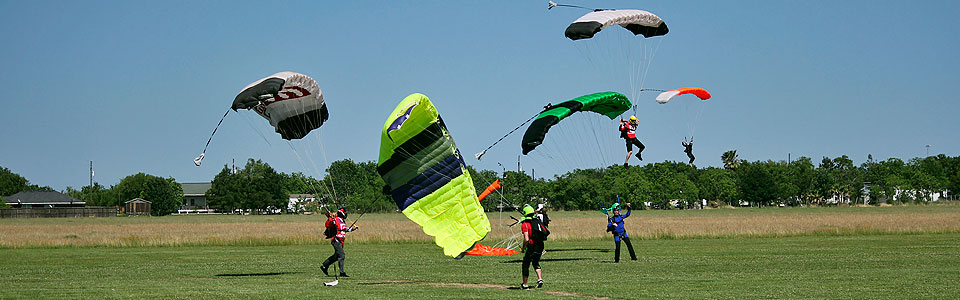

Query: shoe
left=339, top=273, right=349, bottom=277
left=623, top=163, right=629, bottom=168
left=320, top=265, right=329, bottom=276
left=536, top=280, right=544, bottom=288
left=635, top=153, right=643, bottom=161
left=521, top=284, right=531, bottom=290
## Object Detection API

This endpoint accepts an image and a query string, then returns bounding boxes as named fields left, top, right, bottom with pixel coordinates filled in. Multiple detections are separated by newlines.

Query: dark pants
left=522, top=242, right=544, bottom=277
left=625, top=138, right=645, bottom=153
left=615, top=236, right=637, bottom=262
left=322, top=240, right=345, bottom=274
left=686, top=151, right=695, bottom=164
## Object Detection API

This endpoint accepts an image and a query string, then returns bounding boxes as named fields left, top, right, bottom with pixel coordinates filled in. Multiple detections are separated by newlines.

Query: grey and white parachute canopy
left=232, top=71, right=328, bottom=140
left=194, top=71, right=328, bottom=167
left=564, top=9, right=668, bottom=40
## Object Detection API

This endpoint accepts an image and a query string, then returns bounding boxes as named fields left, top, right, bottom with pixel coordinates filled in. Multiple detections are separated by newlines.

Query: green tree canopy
left=115, top=173, right=182, bottom=216
left=206, top=159, right=286, bottom=213
left=0, top=166, right=51, bottom=196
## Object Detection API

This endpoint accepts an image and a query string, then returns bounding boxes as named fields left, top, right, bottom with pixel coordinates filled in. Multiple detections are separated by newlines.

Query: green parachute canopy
left=377, top=93, right=491, bottom=257
left=521, top=92, right=631, bottom=155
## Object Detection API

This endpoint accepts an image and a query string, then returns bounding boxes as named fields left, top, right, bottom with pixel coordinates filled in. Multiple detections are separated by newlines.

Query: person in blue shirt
left=605, top=202, right=637, bottom=262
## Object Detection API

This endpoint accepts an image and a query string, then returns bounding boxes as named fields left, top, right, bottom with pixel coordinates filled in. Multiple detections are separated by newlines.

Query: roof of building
left=289, top=194, right=316, bottom=199
left=182, top=182, right=212, bottom=196
left=124, top=198, right=151, bottom=204
left=4, top=190, right=84, bottom=205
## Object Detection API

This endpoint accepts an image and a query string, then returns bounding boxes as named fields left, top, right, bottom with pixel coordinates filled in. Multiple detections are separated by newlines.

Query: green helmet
left=522, top=204, right=535, bottom=217
left=602, top=202, right=621, bottom=214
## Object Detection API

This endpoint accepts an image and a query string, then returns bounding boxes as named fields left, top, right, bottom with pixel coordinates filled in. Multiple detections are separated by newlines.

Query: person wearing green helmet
left=519, top=204, right=546, bottom=289
left=605, top=202, right=636, bottom=262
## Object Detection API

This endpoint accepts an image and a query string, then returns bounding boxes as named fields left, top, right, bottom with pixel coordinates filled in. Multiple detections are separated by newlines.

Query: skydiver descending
left=682, top=137, right=695, bottom=166
left=619, top=116, right=645, bottom=167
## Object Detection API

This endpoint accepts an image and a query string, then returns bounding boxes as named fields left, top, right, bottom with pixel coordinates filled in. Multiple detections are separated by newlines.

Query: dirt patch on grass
left=361, top=281, right=611, bottom=299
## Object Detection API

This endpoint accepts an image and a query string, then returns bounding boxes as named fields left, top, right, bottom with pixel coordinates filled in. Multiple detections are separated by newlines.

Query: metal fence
left=0, top=207, right=117, bottom=218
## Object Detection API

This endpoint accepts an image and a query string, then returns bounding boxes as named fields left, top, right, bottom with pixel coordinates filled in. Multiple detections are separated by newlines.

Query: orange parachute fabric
left=465, top=243, right=519, bottom=256
left=655, top=87, right=711, bottom=104
left=477, top=179, right=502, bottom=202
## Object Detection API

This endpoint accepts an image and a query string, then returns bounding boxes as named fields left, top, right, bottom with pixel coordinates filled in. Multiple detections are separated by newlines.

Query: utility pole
left=88, top=160, right=93, bottom=205
left=926, top=145, right=931, bottom=157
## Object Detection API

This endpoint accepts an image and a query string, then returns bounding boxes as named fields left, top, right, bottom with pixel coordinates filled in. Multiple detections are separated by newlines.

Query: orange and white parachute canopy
left=655, top=87, right=711, bottom=104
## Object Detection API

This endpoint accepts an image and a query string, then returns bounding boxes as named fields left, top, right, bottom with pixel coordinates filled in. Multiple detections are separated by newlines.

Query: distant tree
left=64, top=183, right=118, bottom=206
left=0, top=166, right=28, bottom=197
left=323, top=159, right=393, bottom=212
left=114, top=173, right=182, bottom=216
left=641, top=162, right=698, bottom=209
left=0, top=166, right=51, bottom=196
left=696, top=167, right=739, bottom=206
left=467, top=166, right=501, bottom=211
left=207, top=159, right=286, bottom=213
left=721, top=150, right=741, bottom=170
left=280, top=172, right=323, bottom=195
left=546, top=169, right=605, bottom=210
left=789, top=157, right=816, bottom=205
left=737, top=161, right=778, bottom=207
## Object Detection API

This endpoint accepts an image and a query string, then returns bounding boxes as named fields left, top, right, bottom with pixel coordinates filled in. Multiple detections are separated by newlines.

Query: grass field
left=1, top=205, right=959, bottom=299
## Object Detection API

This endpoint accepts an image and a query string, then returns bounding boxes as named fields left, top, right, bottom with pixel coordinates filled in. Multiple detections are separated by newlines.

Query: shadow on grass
left=215, top=272, right=300, bottom=277
left=545, top=248, right=610, bottom=253
left=501, top=258, right=590, bottom=263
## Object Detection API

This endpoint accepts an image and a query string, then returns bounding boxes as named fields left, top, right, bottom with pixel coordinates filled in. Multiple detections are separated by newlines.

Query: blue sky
left=2, top=0, right=958, bottom=191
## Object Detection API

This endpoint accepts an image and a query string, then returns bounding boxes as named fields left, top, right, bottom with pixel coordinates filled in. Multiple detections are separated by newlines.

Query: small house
left=124, top=198, right=151, bottom=215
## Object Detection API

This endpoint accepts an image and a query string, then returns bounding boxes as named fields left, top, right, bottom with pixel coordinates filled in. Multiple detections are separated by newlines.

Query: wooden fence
left=0, top=207, right=117, bottom=218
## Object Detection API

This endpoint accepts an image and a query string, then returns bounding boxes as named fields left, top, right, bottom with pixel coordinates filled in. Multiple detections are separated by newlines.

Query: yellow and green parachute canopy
left=377, top=93, right=491, bottom=257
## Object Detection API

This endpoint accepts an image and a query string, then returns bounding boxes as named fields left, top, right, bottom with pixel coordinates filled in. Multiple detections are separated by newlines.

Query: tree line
left=2, top=152, right=958, bottom=214
left=203, top=153, right=960, bottom=213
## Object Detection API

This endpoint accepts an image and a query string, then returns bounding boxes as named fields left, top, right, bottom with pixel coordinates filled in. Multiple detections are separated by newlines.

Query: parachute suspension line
left=284, top=141, right=330, bottom=203
left=287, top=96, right=341, bottom=210
left=589, top=115, right=610, bottom=166
left=491, top=232, right=522, bottom=251
left=475, top=112, right=540, bottom=160
left=687, top=98, right=707, bottom=139
left=313, top=130, right=341, bottom=207
left=547, top=1, right=600, bottom=11
left=636, top=37, right=665, bottom=100
left=239, top=112, right=273, bottom=146
left=194, top=110, right=231, bottom=166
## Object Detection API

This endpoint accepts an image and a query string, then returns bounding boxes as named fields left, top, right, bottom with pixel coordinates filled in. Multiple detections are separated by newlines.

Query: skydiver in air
left=619, top=116, right=645, bottom=167
left=682, top=137, right=695, bottom=166
left=321, top=208, right=358, bottom=277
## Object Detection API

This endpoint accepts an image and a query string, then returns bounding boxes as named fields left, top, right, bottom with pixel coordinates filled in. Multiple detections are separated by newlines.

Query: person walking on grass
left=520, top=204, right=547, bottom=289
left=321, top=208, right=357, bottom=277
left=607, top=202, right=637, bottom=262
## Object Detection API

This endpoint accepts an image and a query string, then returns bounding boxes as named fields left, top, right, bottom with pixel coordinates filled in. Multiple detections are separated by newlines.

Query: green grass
left=1, top=233, right=957, bottom=299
